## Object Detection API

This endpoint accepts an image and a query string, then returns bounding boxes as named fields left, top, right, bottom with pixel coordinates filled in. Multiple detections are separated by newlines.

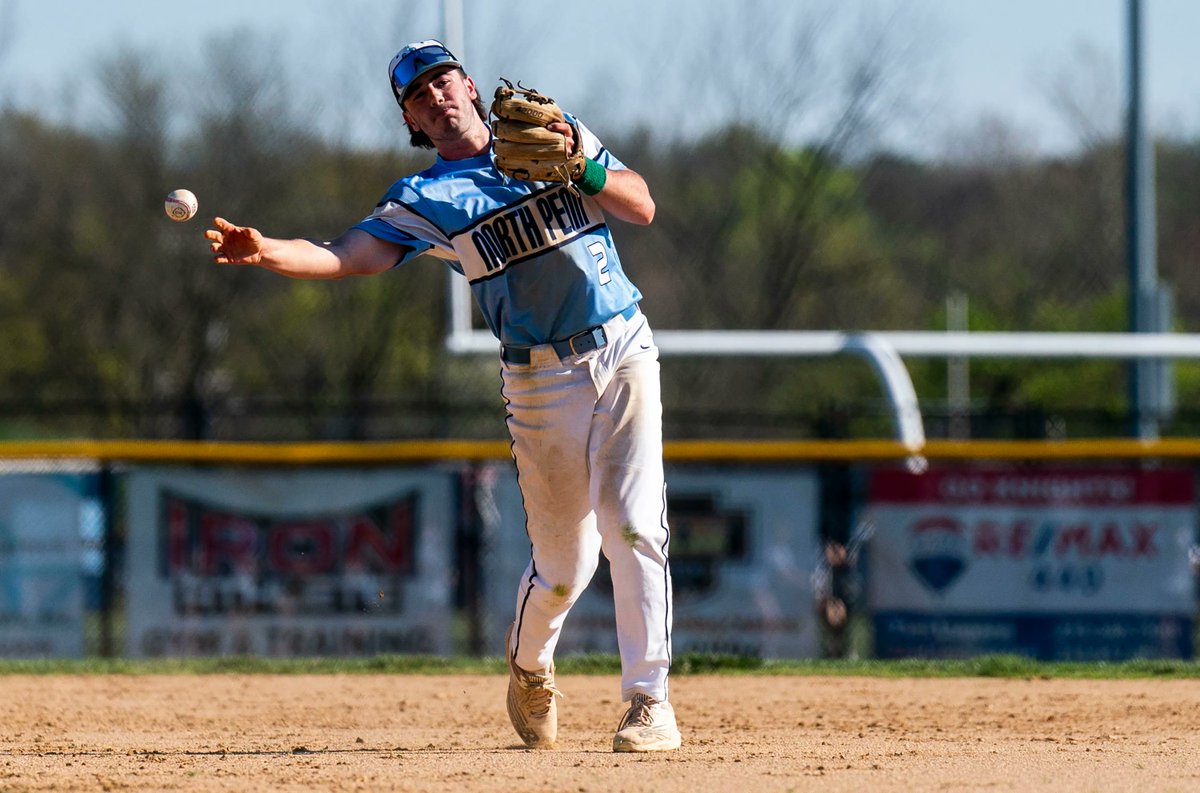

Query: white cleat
left=505, top=623, right=562, bottom=749
left=612, top=693, right=682, bottom=752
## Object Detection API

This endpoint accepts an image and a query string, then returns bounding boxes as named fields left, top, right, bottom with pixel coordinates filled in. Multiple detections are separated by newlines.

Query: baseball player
left=204, top=39, right=680, bottom=753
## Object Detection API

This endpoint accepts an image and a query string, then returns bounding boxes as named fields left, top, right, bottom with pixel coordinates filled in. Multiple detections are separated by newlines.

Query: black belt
left=502, top=305, right=638, bottom=365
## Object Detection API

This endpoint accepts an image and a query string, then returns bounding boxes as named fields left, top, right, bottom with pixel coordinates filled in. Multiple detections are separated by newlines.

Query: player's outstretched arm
left=206, top=218, right=407, bottom=279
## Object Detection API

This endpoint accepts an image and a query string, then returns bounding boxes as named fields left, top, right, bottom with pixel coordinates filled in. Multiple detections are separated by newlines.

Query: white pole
left=442, top=0, right=474, bottom=343
left=443, top=0, right=465, bottom=59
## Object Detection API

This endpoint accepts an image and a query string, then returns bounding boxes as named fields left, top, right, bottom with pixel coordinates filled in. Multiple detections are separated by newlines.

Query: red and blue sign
left=867, top=467, right=1196, bottom=660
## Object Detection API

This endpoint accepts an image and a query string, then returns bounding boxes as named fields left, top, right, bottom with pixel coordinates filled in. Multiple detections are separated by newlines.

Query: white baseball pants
left=501, top=308, right=673, bottom=702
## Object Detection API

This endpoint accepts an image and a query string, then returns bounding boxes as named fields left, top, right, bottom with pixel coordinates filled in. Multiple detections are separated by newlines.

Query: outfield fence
left=0, top=438, right=1197, bottom=662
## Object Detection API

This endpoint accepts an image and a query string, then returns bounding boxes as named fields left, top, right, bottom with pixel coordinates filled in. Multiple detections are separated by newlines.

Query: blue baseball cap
left=389, top=39, right=463, bottom=106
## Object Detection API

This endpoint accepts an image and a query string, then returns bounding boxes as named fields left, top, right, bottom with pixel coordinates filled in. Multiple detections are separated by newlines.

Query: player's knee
left=602, top=520, right=669, bottom=563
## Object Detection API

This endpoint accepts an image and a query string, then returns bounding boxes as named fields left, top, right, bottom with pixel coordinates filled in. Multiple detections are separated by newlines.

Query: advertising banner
left=0, top=474, right=91, bottom=658
left=125, top=467, right=457, bottom=658
left=480, top=464, right=821, bottom=659
left=868, top=466, right=1196, bottom=660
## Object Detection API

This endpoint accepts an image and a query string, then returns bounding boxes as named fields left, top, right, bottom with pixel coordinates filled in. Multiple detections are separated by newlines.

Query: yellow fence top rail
left=3, top=438, right=1200, bottom=464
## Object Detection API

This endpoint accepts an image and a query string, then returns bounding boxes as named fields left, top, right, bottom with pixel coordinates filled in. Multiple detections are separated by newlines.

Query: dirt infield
left=1, top=673, right=1198, bottom=792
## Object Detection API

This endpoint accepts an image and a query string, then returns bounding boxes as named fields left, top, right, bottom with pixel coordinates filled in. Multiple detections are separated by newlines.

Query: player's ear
left=462, top=74, right=478, bottom=100
left=402, top=109, right=421, bottom=133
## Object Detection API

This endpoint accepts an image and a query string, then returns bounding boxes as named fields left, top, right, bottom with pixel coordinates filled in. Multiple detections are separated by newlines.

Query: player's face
left=402, top=67, right=480, bottom=141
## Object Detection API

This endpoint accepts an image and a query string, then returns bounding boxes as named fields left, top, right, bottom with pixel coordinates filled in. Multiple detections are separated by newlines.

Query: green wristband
left=575, top=158, right=607, bottom=196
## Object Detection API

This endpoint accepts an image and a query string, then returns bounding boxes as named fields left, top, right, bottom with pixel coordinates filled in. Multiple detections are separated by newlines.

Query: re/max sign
left=912, top=515, right=1159, bottom=559
left=160, top=492, right=418, bottom=577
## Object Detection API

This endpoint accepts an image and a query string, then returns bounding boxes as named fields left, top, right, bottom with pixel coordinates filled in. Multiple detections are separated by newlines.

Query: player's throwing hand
left=207, top=217, right=266, bottom=265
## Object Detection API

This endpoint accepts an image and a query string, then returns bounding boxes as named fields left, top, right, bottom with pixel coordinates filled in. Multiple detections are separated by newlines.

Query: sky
left=1, top=0, right=1199, bottom=159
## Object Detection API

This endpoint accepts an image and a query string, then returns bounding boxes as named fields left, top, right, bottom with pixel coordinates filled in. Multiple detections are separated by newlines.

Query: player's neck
left=434, top=119, right=492, bottom=162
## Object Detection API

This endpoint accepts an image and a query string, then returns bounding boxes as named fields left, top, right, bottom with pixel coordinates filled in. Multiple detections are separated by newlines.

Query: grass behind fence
left=1, top=653, right=1198, bottom=678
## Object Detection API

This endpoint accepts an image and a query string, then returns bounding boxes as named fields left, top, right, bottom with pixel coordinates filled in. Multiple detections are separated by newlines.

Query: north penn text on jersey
left=469, top=184, right=601, bottom=277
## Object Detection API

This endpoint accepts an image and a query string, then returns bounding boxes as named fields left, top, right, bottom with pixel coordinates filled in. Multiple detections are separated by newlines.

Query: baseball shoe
left=505, top=623, right=562, bottom=749
left=612, top=693, right=681, bottom=752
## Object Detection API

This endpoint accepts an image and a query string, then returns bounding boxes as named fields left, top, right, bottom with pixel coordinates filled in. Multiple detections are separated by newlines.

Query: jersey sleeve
left=352, top=180, right=449, bottom=268
left=352, top=217, right=432, bottom=268
left=567, top=114, right=626, bottom=172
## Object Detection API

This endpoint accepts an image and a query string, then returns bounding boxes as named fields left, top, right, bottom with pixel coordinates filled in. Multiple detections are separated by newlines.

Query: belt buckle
left=569, top=327, right=605, bottom=356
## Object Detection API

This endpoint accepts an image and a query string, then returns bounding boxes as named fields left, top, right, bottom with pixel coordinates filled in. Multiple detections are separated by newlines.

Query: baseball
left=164, top=189, right=198, bottom=222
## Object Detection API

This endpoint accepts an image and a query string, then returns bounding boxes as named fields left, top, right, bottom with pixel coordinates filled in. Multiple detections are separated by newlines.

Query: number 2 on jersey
left=588, top=241, right=612, bottom=285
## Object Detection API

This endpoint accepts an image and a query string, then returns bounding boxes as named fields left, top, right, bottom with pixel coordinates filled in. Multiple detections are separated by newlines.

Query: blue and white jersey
left=354, top=116, right=642, bottom=346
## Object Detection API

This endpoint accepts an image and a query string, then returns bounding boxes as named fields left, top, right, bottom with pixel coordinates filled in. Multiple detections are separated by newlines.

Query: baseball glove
left=490, top=79, right=586, bottom=185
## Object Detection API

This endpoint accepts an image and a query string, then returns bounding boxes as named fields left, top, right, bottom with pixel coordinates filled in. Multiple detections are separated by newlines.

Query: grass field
left=2, top=652, right=1198, bottom=678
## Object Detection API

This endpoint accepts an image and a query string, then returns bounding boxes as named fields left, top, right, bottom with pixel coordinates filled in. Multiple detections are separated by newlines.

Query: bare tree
left=290, top=2, right=438, bottom=152
left=626, top=2, right=935, bottom=331
left=1036, top=41, right=1126, bottom=304
left=1040, top=40, right=1121, bottom=153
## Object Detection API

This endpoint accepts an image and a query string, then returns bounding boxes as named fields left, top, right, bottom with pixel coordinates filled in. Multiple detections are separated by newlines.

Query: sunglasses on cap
left=389, top=40, right=463, bottom=105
